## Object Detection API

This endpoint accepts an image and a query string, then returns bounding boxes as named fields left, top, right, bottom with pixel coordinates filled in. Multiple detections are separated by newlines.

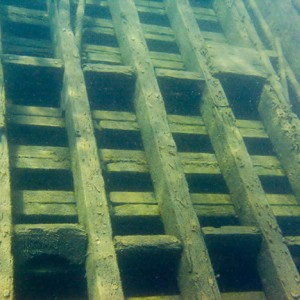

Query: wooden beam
left=165, top=0, right=300, bottom=299
left=108, top=0, right=221, bottom=298
left=48, top=0, right=124, bottom=298
left=14, top=224, right=87, bottom=266
left=0, top=20, right=14, bottom=300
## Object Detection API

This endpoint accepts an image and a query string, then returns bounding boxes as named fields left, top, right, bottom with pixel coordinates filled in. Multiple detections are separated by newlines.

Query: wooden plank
left=202, top=225, right=260, bottom=241
left=165, top=1, right=300, bottom=299
left=0, top=20, right=14, bottom=299
left=13, top=190, right=75, bottom=204
left=114, top=235, right=182, bottom=253
left=83, top=63, right=134, bottom=77
left=2, top=54, right=63, bottom=69
left=10, top=145, right=70, bottom=170
left=93, top=108, right=268, bottom=139
left=206, top=42, right=267, bottom=78
left=155, top=68, right=203, bottom=81
left=110, top=192, right=298, bottom=207
left=13, top=190, right=77, bottom=222
left=112, top=200, right=300, bottom=219
left=192, top=7, right=219, bottom=23
left=222, top=291, right=266, bottom=300
left=3, top=36, right=53, bottom=57
left=6, top=104, right=62, bottom=117
left=0, top=4, right=48, bottom=27
left=13, top=224, right=87, bottom=266
left=128, top=296, right=180, bottom=300
left=7, top=114, right=65, bottom=127
left=49, top=0, right=124, bottom=298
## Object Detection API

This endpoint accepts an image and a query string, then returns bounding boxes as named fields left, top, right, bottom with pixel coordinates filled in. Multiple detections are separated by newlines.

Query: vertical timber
left=231, top=0, right=300, bottom=205
left=108, top=0, right=221, bottom=299
left=0, top=20, right=14, bottom=300
left=49, top=0, right=124, bottom=299
left=165, top=0, right=300, bottom=299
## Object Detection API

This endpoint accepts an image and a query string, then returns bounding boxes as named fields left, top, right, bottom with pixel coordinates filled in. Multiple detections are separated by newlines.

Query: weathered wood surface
left=114, top=235, right=182, bottom=253
left=108, top=0, right=221, bottom=298
left=0, top=4, right=48, bottom=26
left=0, top=21, right=14, bottom=300
left=165, top=0, right=300, bottom=299
left=13, top=190, right=77, bottom=222
left=2, top=53, right=63, bottom=68
left=250, top=0, right=300, bottom=82
left=49, top=0, right=124, bottom=298
left=14, top=224, right=87, bottom=266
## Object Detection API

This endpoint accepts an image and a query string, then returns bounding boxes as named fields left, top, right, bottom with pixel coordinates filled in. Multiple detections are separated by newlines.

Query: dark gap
left=11, top=169, right=74, bottom=191
left=118, top=249, right=180, bottom=297
left=259, top=176, right=293, bottom=194
left=14, top=213, right=78, bottom=225
left=85, top=72, right=135, bottom=111
left=15, top=255, right=87, bottom=300
left=83, top=31, right=119, bottom=48
left=112, top=216, right=164, bottom=236
left=196, top=19, right=223, bottom=33
left=4, top=63, right=63, bottom=108
left=145, top=39, right=181, bottom=54
left=138, top=12, right=171, bottom=27
left=0, top=0, right=46, bottom=10
left=243, top=137, right=276, bottom=156
left=96, top=130, right=144, bottom=150
left=199, top=216, right=240, bottom=228
left=219, top=74, right=265, bottom=120
left=3, top=21, right=51, bottom=41
left=173, top=133, right=214, bottom=153
left=186, top=174, right=229, bottom=193
left=189, top=0, right=213, bottom=9
left=85, top=4, right=112, bottom=19
left=158, top=77, right=202, bottom=116
left=279, top=218, right=300, bottom=236
left=105, top=172, right=154, bottom=192
left=206, top=233, right=262, bottom=292
left=8, top=125, right=68, bottom=147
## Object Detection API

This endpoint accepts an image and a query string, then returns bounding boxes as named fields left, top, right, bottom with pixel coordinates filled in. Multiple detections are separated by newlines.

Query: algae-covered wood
left=165, top=0, right=300, bottom=299
left=49, top=0, right=124, bottom=298
left=0, top=21, right=14, bottom=300
left=108, top=0, right=221, bottom=298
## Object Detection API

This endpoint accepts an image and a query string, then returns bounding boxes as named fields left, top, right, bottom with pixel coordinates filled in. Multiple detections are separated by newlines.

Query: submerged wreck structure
left=1, top=0, right=300, bottom=299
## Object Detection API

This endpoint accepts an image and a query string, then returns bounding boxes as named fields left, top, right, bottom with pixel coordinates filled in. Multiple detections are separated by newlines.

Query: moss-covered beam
left=165, top=0, right=300, bottom=299
left=48, top=0, right=124, bottom=298
left=108, top=0, right=221, bottom=298
left=0, top=20, right=14, bottom=300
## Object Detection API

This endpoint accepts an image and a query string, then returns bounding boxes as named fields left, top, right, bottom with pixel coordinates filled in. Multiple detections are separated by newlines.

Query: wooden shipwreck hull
left=1, top=0, right=300, bottom=299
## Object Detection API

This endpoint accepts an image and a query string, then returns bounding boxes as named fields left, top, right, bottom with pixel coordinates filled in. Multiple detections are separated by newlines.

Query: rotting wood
left=108, top=0, right=221, bottom=298
left=14, top=224, right=87, bottom=266
left=165, top=0, right=300, bottom=299
left=0, top=4, right=48, bottom=27
left=48, top=0, right=124, bottom=298
left=114, top=235, right=182, bottom=253
left=0, top=20, right=14, bottom=300
left=234, top=0, right=300, bottom=212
